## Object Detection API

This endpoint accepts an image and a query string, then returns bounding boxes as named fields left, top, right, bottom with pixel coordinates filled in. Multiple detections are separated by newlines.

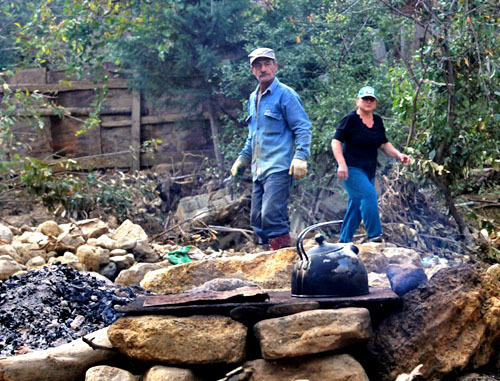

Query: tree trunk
left=206, top=101, right=225, bottom=171
left=433, top=174, right=472, bottom=243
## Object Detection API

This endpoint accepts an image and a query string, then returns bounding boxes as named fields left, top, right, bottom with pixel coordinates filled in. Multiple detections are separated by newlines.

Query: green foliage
left=388, top=0, right=499, bottom=189
left=0, top=0, right=498, bottom=234
left=17, top=157, right=162, bottom=223
left=109, top=0, right=252, bottom=105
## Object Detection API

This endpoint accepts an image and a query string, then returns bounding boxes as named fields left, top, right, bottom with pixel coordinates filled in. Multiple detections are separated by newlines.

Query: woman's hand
left=398, top=153, right=412, bottom=165
left=337, top=164, right=349, bottom=181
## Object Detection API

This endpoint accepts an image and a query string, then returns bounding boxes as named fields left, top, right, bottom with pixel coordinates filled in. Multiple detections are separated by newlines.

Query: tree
left=108, top=0, right=254, bottom=168
left=383, top=0, right=500, bottom=236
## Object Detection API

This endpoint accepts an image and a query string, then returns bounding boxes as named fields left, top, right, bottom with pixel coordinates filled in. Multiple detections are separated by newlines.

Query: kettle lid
left=306, top=234, right=343, bottom=256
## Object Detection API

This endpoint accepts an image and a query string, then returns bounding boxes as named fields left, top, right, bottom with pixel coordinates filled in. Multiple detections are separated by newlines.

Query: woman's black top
left=333, top=110, right=388, bottom=179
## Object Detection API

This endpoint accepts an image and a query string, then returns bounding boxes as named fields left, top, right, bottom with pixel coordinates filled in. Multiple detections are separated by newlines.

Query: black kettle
left=291, top=220, right=369, bottom=298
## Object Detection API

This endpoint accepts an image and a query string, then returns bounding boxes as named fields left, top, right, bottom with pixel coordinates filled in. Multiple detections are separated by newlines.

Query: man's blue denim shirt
left=238, top=78, right=312, bottom=181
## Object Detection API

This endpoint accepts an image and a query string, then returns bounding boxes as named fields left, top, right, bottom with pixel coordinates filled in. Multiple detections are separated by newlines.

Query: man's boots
left=269, top=233, right=291, bottom=250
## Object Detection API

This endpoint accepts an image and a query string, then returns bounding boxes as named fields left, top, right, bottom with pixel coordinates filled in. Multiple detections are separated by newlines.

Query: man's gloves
left=231, top=158, right=246, bottom=177
left=289, top=158, right=307, bottom=179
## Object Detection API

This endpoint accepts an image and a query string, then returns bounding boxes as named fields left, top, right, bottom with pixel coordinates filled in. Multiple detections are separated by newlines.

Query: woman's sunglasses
left=361, top=97, right=376, bottom=102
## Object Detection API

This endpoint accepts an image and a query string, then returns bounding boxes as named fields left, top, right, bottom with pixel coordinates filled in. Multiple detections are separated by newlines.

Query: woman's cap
left=249, top=48, right=276, bottom=65
left=357, top=86, right=378, bottom=99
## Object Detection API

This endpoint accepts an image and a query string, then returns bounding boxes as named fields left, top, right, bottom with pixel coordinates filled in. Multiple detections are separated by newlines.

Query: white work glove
left=289, top=158, right=307, bottom=179
left=231, top=158, right=245, bottom=177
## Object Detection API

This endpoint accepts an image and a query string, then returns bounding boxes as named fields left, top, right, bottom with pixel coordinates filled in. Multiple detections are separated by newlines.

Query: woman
left=331, top=86, right=412, bottom=243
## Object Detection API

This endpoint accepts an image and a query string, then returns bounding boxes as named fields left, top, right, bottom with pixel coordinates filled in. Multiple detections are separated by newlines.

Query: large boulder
left=243, top=353, right=369, bottom=381
left=108, top=315, right=247, bottom=365
left=140, top=248, right=298, bottom=293
left=254, top=308, right=372, bottom=360
left=368, top=265, right=500, bottom=380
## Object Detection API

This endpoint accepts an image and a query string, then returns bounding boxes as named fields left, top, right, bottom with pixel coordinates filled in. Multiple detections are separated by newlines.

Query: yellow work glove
left=231, top=158, right=245, bottom=177
left=289, top=158, right=307, bottom=179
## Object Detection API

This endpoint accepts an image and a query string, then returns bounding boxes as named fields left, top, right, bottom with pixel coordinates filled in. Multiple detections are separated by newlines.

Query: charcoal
left=0, top=263, right=150, bottom=357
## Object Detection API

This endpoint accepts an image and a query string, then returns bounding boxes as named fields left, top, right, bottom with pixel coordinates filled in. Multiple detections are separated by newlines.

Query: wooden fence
left=2, top=67, right=215, bottom=171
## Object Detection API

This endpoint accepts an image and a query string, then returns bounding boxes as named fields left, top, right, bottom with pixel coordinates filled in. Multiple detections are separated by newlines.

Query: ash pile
left=0, top=263, right=147, bottom=357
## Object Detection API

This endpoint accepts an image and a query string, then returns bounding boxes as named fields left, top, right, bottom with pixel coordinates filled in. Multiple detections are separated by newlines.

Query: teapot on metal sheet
left=291, top=220, right=369, bottom=298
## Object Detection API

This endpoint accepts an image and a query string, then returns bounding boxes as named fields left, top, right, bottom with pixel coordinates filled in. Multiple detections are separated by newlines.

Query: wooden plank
left=0, top=79, right=128, bottom=93
left=131, top=90, right=141, bottom=171
left=49, top=151, right=133, bottom=171
left=100, top=113, right=211, bottom=128
left=33, top=107, right=131, bottom=116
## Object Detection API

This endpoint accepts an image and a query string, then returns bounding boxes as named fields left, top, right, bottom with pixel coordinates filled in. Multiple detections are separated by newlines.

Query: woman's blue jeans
left=340, top=166, right=382, bottom=243
left=250, top=170, right=292, bottom=243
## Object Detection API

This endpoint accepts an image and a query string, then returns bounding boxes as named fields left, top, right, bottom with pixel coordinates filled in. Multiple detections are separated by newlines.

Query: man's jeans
left=251, top=170, right=292, bottom=243
left=340, top=166, right=382, bottom=243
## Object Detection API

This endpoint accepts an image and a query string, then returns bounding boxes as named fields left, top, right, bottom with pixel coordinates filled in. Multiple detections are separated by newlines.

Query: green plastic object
left=167, top=245, right=192, bottom=265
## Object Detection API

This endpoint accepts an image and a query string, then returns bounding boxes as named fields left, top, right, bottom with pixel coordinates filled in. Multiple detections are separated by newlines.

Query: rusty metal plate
left=141, top=286, right=269, bottom=307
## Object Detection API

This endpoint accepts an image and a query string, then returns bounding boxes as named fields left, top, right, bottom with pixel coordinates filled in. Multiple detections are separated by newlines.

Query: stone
left=26, top=256, right=46, bottom=268
left=49, top=252, right=85, bottom=272
left=386, top=264, right=427, bottom=296
left=133, top=240, right=160, bottom=263
left=368, top=265, right=500, bottom=381
left=0, top=244, right=22, bottom=263
left=382, top=247, right=422, bottom=267
left=486, top=263, right=500, bottom=277
left=108, top=315, right=247, bottom=364
left=76, top=218, right=109, bottom=239
left=15, top=231, right=48, bottom=246
left=112, top=219, right=148, bottom=243
left=36, top=220, right=61, bottom=237
left=244, top=353, right=369, bottom=381
left=358, top=244, right=389, bottom=273
left=143, top=365, right=200, bottom=381
left=114, top=262, right=166, bottom=286
left=76, top=245, right=102, bottom=272
left=0, top=223, right=14, bottom=244
left=85, top=365, right=137, bottom=381
left=254, top=308, right=372, bottom=360
left=140, top=248, right=298, bottom=294
left=368, top=272, right=391, bottom=288
left=99, top=262, right=118, bottom=280
left=110, top=249, right=128, bottom=257
left=188, top=278, right=258, bottom=292
left=456, top=373, right=499, bottom=381
left=0, top=255, right=24, bottom=280
left=0, top=328, right=116, bottom=381
left=109, top=254, right=136, bottom=271
left=13, top=242, right=47, bottom=264
left=90, top=234, right=117, bottom=250
left=56, top=230, right=85, bottom=252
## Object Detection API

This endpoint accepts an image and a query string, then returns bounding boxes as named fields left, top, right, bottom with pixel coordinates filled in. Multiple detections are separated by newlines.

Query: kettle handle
left=296, top=220, right=343, bottom=261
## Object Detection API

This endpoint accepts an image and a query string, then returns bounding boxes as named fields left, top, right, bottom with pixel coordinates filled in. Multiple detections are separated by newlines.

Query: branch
left=82, top=336, right=118, bottom=352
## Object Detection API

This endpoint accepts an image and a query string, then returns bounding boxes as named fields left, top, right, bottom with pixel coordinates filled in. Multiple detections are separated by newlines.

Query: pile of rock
left=1, top=217, right=499, bottom=381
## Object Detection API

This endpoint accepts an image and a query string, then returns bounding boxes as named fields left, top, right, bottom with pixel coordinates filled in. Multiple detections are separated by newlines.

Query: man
left=231, top=48, right=312, bottom=250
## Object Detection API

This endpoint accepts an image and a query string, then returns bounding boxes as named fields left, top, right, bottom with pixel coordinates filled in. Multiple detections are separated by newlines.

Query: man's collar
left=253, top=77, right=279, bottom=96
